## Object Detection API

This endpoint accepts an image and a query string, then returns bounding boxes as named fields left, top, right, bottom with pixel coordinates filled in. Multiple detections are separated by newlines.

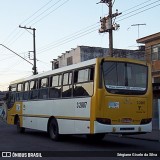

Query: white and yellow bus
left=6, top=57, right=152, bottom=140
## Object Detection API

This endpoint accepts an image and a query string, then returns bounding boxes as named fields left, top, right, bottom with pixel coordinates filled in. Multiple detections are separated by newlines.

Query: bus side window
left=39, top=77, right=49, bottom=99
left=7, top=85, right=16, bottom=109
left=30, top=80, right=38, bottom=99
left=62, top=72, right=72, bottom=98
left=23, top=82, right=29, bottom=100
left=49, top=74, right=61, bottom=99
left=16, top=83, right=23, bottom=101
left=73, top=67, right=94, bottom=97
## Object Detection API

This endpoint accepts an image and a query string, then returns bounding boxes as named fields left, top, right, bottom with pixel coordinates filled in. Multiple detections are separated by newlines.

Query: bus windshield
left=102, top=61, right=148, bottom=95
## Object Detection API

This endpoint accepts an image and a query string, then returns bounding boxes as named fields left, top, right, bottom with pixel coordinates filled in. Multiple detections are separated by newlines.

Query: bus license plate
left=121, top=118, right=132, bottom=123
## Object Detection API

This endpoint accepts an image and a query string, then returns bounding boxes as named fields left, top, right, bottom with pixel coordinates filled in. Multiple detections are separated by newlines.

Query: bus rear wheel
left=48, top=119, right=60, bottom=141
left=16, top=117, right=25, bottom=133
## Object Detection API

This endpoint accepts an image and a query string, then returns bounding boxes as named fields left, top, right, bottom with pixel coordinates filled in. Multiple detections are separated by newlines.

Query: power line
left=36, top=0, right=160, bottom=54
left=38, top=28, right=98, bottom=54
left=20, top=0, right=54, bottom=25
left=3, top=0, right=54, bottom=45
left=37, top=24, right=99, bottom=54
left=121, top=0, right=151, bottom=13
left=24, top=0, right=64, bottom=26
left=117, top=2, right=160, bottom=22
left=0, top=44, right=33, bottom=65
left=0, top=0, right=159, bottom=87
left=2, top=0, right=69, bottom=48
left=37, top=22, right=99, bottom=52
left=2, top=0, right=157, bottom=49
left=118, top=0, right=160, bottom=19
left=1, top=0, right=160, bottom=59
left=30, top=0, right=70, bottom=26
left=37, top=0, right=159, bottom=54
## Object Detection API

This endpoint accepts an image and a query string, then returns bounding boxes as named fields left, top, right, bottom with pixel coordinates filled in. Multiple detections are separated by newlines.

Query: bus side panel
left=23, top=97, right=91, bottom=134
left=22, top=116, right=48, bottom=131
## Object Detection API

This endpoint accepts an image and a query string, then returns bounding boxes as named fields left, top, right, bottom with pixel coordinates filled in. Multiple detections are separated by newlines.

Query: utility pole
left=19, top=25, right=38, bottom=75
left=98, top=0, right=122, bottom=57
left=108, top=0, right=113, bottom=56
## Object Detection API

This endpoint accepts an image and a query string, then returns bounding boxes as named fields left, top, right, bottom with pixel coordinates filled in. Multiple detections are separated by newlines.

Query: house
left=51, top=46, right=145, bottom=70
left=137, top=32, right=160, bottom=83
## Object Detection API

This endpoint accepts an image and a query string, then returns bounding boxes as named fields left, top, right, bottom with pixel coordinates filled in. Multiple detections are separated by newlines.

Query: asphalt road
left=0, top=119, right=160, bottom=160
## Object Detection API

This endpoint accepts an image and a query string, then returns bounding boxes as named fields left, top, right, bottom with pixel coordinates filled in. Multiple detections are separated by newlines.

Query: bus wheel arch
left=14, top=114, right=19, bottom=125
left=48, top=117, right=60, bottom=141
left=14, top=115, right=25, bottom=133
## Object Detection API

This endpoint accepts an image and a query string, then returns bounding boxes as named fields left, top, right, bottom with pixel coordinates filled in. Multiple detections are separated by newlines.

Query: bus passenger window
left=62, top=72, right=72, bottom=98
left=30, top=80, right=37, bottom=90
left=39, top=77, right=49, bottom=99
left=7, top=85, right=16, bottom=109
left=17, top=84, right=23, bottom=92
left=52, top=75, right=59, bottom=87
left=40, top=78, right=48, bottom=88
left=9, top=85, right=16, bottom=92
left=49, top=75, right=61, bottom=99
left=78, top=69, right=89, bottom=82
left=73, top=68, right=94, bottom=97
left=16, top=83, right=23, bottom=101
left=23, top=82, right=29, bottom=100
left=30, top=80, right=38, bottom=99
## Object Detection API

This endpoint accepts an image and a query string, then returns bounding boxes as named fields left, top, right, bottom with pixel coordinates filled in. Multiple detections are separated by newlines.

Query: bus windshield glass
left=102, top=61, right=148, bottom=95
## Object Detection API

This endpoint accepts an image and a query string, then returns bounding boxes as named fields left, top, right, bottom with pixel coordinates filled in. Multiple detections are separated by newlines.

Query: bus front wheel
left=48, top=119, right=60, bottom=141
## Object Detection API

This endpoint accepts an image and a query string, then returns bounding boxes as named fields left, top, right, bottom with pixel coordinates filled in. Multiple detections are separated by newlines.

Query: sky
left=0, top=0, right=160, bottom=91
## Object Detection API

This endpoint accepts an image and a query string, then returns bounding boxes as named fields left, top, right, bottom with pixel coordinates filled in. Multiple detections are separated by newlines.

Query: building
left=51, top=46, right=145, bottom=70
left=137, top=32, right=160, bottom=83
left=137, top=33, right=160, bottom=132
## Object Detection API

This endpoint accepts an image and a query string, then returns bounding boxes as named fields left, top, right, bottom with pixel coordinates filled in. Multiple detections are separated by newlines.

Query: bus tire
left=48, top=118, right=59, bottom=141
left=16, top=117, right=25, bottom=133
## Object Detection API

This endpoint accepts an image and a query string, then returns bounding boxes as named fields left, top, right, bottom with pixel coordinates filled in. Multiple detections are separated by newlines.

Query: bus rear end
left=92, top=58, right=152, bottom=135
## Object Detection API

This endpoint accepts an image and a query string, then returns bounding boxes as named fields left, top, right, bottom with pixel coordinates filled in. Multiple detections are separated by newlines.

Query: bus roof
left=10, top=57, right=148, bottom=85
left=10, top=58, right=97, bottom=85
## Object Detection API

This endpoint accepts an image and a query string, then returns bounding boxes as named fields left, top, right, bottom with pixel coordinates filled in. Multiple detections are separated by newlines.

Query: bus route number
left=137, top=101, right=145, bottom=105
